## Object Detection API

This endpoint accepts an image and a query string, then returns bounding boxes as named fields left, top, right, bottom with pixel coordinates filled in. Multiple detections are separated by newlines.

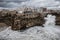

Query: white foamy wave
left=44, top=14, right=56, bottom=27
left=0, top=26, right=60, bottom=40
left=0, top=13, right=60, bottom=40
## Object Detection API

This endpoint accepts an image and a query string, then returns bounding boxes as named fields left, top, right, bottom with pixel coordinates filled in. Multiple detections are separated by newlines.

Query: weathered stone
left=0, top=8, right=60, bottom=30
left=11, top=13, right=44, bottom=30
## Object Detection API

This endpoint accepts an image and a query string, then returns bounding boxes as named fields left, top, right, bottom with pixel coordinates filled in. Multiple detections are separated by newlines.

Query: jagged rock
left=11, top=13, right=44, bottom=30
left=0, top=8, right=60, bottom=30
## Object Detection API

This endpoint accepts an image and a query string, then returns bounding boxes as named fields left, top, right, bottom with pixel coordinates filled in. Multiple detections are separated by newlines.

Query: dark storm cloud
left=0, top=0, right=29, bottom=8
left=0, top=0, right=3, bottom=2
left=4, top=0, right=28, bottom=1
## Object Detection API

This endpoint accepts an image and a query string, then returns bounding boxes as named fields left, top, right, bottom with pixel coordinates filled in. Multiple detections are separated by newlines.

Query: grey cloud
left=0, top=0, right=29, bottom=8
left=56, top=0, right=60, bottom=1
left=0, top=0, right=60, bottom=9
left=0, top=0, right=28, bottom=2
left=0, top=0, right=4, bottom=2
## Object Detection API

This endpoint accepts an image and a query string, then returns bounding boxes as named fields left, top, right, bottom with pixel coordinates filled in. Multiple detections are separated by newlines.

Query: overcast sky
left=0, top=0, right=60, bottom=9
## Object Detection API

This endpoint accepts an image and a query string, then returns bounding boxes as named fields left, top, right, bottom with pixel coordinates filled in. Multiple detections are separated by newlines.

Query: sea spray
left=43, top=14, right=56, bottom=27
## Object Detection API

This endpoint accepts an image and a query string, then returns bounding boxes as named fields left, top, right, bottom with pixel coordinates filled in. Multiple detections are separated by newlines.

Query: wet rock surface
left=0, top=9, right=45, bottom=30
left=0, top=23, right=8, bottom=32
left=56, top=14, right=60, bottom=25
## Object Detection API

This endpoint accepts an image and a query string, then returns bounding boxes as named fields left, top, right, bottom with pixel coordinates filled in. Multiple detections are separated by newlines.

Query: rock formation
left=0, top=9, right=44, bottom=30
left=0, top=7, right=60, bottom=30
left=11, top=13, right=44, bottom=30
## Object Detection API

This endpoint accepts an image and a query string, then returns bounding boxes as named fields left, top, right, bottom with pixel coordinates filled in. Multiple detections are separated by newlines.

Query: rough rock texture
left=55, top=14, right=60, bottom=25
left=0, top=9, right=44, bottom=30
left=0, top=9, right=60, bottom=30
left=11, top=13, right=45, bottom=30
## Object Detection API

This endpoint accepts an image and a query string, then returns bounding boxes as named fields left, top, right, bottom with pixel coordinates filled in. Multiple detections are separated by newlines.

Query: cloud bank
left=0, top=0, right=28, bottom=8
left=0, top=0, right=60, bottom=9
left=21, top=0, right=60, bottom=9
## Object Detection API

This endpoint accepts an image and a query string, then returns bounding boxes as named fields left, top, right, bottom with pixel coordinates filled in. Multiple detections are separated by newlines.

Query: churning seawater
left=0, top=14, right=60, bottom=40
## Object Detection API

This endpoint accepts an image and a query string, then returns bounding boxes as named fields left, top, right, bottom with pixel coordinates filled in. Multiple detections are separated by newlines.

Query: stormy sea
left=0, top=0, right=60, bottom=40
left=0, top=14, right=60, bottom=40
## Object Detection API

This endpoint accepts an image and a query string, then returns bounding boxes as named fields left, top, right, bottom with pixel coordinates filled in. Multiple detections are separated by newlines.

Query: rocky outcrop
left=11, top=13, right=44, bottom=30
left=0, top=8, right=60, bottom=30
left=0, top=9, right=44, bottom=30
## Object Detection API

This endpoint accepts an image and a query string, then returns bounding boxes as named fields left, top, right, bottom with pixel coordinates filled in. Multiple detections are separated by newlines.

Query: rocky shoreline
left=0, top=7, right=60, bottom=30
